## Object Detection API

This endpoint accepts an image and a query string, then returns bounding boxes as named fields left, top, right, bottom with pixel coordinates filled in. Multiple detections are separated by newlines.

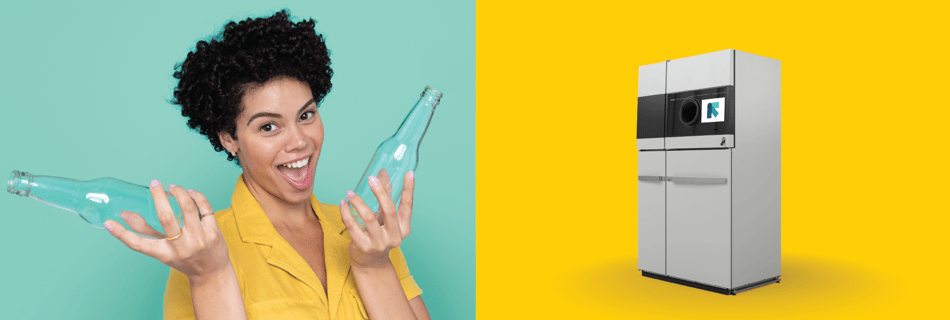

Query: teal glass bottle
left=7, top=170, right=181, bottom=238
left=351, top=86, right=443, bottom=227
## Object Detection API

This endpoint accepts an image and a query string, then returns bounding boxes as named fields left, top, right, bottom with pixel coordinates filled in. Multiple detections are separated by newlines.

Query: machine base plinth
left=641, top=271, right=780, bottom=295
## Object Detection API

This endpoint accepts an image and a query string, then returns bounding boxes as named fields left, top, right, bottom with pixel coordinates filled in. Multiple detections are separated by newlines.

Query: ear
left=218, top=132, right=238, bottom=156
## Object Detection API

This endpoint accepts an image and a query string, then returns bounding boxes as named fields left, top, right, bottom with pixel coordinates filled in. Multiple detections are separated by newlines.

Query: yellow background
left=477, top=0, right=948, bottom=318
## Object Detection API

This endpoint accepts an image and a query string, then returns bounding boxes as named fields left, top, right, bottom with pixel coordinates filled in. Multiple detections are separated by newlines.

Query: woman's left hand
left=340, top=170, right=414, bottom=268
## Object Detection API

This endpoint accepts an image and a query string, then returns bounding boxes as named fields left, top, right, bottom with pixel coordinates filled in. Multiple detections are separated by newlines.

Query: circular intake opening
left=680, top=98, right=700, bottom=126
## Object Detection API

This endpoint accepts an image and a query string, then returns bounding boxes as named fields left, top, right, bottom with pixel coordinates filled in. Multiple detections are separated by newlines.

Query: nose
left=285, top=123, right=308, bottom=152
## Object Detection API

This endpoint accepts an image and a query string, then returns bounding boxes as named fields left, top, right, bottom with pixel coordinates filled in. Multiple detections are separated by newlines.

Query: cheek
left=311, top=119, right=326, bottom=146
left=314, top=129, right=325, bottom=146
left=242, top=138, right=280, bottom=167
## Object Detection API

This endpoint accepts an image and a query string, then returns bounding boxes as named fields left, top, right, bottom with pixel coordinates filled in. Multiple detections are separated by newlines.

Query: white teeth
left=281, top=158, right=309, bottom=169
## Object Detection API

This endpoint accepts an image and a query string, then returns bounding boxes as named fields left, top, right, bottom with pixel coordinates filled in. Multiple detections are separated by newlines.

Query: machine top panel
left=639, top=61, right=667, bottom=97
left=667, top=49, right=735, bottom=94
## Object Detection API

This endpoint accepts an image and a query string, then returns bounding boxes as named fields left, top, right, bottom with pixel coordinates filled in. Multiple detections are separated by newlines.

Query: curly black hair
left=172, top=9, right=332, bottom=164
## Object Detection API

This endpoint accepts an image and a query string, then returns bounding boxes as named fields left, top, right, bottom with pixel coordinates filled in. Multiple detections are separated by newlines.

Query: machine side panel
left=667, top=49, right=734, bottom=93
left=638, top=61, right=667, bottom=97
left=732, top=51, right=782, bottom=287
left=666, top=149, right=732, bottom=289
left=637, top=150, right=666, bottom=274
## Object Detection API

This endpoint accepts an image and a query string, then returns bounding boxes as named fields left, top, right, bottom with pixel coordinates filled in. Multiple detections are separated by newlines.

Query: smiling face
left=219, top=77, right=324, bottom=205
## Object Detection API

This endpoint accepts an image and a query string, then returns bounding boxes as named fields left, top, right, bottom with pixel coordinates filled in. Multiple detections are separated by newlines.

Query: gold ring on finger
left=165, top=228, right=184, bottom=241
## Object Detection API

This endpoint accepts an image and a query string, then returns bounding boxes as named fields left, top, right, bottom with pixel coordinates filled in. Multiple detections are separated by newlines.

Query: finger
left=149, top=180, right=182, bottom=239
left=367, top=174, right=398, bottom=219
left=105, top=220, right=170, bottom=262
left=169, top=184, right=200, bottom=237
left=339, top=199, right=371, bottom=245
left=347, top=190, right=385, bottom=239
left=378, top=169, right=393, bottom=198
left=187, top=189, right=217, bottom=231
left=397, top=170, right=415, bottom=237
left=120, top=211, right=165, bottom=239
left=369, top=176, right=399, bottom=238
left=376, top=169, right=392, bottom=225
left=367, top=175, right=400, bottom=237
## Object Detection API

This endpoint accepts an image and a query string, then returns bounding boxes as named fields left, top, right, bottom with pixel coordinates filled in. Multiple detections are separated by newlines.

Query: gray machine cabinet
left=666, top=149, right=732, bottom=289
left=637, top=49, right=780, bottom=294
left=637, top=151, right=666, bottom=275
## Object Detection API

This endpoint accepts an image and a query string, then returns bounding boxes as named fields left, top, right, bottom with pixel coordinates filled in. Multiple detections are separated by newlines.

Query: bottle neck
left=393, top=86, right=442, bottom=143
left=8, top=170, right=84, bottom=207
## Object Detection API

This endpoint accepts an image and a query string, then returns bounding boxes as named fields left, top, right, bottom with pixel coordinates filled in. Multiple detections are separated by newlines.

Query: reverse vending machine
left=637, top=49, right=781, bottom=295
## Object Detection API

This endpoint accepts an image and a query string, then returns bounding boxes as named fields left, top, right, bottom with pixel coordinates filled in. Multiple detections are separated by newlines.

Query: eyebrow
left=246, top=99, right=317, bottom=126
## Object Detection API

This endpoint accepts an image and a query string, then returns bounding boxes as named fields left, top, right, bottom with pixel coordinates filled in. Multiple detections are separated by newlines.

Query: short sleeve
left=388, top=246, right=423, bottom=300
left=163, top=268, right=197, bottom=320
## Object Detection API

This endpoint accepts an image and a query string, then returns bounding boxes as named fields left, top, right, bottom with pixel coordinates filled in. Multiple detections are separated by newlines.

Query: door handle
left=637, top=176, right=665, bottom=182
left=668, top=176, right=727, bottom=184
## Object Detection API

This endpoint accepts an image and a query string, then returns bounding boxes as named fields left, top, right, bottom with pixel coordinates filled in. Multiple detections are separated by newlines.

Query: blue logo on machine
left=706, top=102, right=719, bottom=118
left=701, top=97, right=725, bottom=123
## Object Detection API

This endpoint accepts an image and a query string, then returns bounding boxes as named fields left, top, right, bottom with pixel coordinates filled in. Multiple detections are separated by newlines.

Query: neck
left=242, top=174, right=316, bottom=230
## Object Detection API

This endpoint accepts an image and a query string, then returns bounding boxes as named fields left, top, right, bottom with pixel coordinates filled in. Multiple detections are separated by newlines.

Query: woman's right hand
left=104, top=180, right=231, bottom=284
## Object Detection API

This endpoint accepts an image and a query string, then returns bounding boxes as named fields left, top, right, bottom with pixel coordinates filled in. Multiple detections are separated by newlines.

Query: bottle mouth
left=422, top=86, right=443, bottom=107
left=8, top=170, right=30, bottom=196
left=423, top=86, right=443, bottom=96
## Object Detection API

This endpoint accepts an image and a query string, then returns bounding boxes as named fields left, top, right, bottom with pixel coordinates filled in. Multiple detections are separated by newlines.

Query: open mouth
left=276, top=155, right=314, bottom=190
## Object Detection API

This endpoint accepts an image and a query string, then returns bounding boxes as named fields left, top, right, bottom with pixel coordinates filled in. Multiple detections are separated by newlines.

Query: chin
left=283, top=187, right=314, bottom=203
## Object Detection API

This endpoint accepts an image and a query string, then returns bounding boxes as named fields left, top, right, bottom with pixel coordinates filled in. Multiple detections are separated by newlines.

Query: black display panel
left=666, top=86, right=735, bottom=137
left=637, top=94, right=666, bottom=139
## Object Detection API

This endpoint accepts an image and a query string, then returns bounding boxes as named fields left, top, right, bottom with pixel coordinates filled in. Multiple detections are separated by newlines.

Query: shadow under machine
left=636, top=49, right=781, bottom=295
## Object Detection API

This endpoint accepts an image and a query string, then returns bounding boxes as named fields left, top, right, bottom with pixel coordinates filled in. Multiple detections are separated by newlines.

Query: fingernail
left=347, top=190, right=356, bottom=198
left=408, top=170, right=414, bottom=181
left=169, top=184, right=177, bottom=189
left=104, top=222, right=114, bottom=232
left=369, top=176, right=379, bottom=187
left=340, top=199, right=346, bottom=206
left=150, top=179, right=160, bottom=187
left=187, top=189, right=194, bottom=192
left=120, top=211, right=129, bottom=220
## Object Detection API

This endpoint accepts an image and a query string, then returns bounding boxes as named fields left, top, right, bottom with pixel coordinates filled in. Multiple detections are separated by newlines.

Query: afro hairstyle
left=172, top=9, right=332, bottom=164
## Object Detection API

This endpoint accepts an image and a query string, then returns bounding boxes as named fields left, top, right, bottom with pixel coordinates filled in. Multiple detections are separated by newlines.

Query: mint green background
left=0, top=1, right=474, bottom=318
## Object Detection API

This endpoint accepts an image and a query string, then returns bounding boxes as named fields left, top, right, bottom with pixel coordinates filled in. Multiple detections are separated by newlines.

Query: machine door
left=666, top=149, right=732, bottom=288
left=637, top=150, right=666, bottom=274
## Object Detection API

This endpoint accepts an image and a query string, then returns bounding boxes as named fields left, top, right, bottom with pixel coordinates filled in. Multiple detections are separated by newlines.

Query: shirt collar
left=230, top=175, right=354, bottom=315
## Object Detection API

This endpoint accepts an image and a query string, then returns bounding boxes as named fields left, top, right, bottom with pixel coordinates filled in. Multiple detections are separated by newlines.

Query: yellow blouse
left=163, top=176, right=422, bottom=319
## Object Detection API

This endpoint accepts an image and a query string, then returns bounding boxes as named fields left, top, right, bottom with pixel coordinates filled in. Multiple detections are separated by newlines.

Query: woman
left=103, top=10, right=429, bottom=320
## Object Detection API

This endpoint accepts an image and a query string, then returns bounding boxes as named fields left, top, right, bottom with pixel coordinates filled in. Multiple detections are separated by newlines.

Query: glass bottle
left=351, top=86, right=443, bottom=227
left=7, top=170, right=181, bottom=238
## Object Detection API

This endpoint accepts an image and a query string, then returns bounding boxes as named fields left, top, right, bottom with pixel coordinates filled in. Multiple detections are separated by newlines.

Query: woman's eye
left=260, top=123, right=275, bottom=132
left=300, top=111, right=314, bottom=121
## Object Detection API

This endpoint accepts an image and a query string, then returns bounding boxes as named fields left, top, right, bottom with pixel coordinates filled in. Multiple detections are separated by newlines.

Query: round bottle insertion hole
left=680, top=99, right=700, bottom=126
